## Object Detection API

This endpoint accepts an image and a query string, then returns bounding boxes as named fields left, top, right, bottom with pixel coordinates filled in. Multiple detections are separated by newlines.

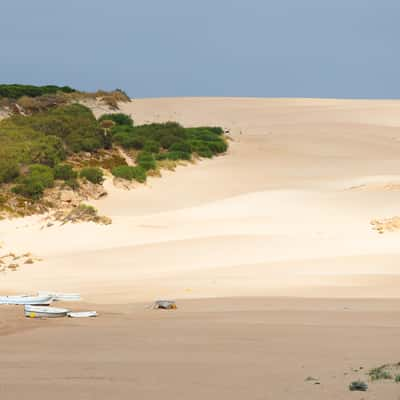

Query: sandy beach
left=1, top=97, right=400, bottom=398
left=1, top=298, right=400, bottom=399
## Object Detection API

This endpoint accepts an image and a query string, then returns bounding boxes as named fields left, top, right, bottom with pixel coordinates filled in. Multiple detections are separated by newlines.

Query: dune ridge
left=1, top=98, right=400, bottom=302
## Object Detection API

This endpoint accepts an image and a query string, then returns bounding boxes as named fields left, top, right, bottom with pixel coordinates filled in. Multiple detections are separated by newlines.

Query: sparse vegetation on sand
left=367, top=362, right=400, bottom=382
left=0, top=250, right=42, bottom=273
left=371, top=216, right=400, bottom=234
left=57, top=203, right=111, bottom=225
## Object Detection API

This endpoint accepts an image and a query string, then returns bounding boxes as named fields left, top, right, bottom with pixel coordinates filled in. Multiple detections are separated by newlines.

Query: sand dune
left=2, top=98, right=400, bottom=399
left=2, top=98, right=400, bottom=302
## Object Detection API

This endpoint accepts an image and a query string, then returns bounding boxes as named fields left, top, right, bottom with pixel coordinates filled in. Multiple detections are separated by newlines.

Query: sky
left=1, top=0, right=399, bottom=98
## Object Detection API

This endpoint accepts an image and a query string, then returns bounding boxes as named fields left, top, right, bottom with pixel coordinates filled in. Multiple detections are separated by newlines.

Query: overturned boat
left=68, top=311, right=97, bottom=318
left=38, top=292, right=81, bottom=302
left=24, top=305, right=69, bottom=318
left=0, top=295, right=53, bottom=305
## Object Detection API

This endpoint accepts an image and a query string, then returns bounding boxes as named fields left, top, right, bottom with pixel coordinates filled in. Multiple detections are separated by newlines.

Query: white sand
left=2, top=98, right=400, bottom=302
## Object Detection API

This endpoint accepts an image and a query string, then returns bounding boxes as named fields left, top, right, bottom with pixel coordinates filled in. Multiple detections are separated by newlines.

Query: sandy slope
left=2, top=98, right=400, bottom=302
left=2, top=98, right=400, bottom=399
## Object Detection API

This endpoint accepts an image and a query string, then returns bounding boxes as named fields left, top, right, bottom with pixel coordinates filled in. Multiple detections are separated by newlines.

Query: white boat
left=67, top=311, right=97, bottom=318
left=0, top=295, right=53, bottom=305
left=24, top=305, right=69, bottom=318
left=38, top=292, right=81, bottom=302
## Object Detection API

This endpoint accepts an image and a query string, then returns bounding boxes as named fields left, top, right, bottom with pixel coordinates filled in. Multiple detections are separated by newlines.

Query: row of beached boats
left=0, top=292, right=97, bottom=318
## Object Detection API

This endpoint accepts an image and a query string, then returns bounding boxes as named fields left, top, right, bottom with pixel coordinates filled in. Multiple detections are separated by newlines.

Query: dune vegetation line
left=0, top=84, right=227, bottom=221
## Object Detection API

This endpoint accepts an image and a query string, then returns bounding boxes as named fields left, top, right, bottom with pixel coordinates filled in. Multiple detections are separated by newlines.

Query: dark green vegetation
left=0, top=104, right=106, bottom=189
left=0, top=84, right=76, bottom=99
left=98, top=113, right=133, bottom=126
left=0, top=94, right=226, bottom=205
left=0, top=104, right=108, bottom=200
left=109, top=118, right=227, bottom=182
left=109, top=119, right=226, bottom=183
left=110, top=121, right=226, bottom=156
left=54, top=164, right=77, bottom=181
left=112, top=165, right=147, bottom=183
left=80, top=167, right=104, bottom=184
left=12, top=164, right=54, bottom=199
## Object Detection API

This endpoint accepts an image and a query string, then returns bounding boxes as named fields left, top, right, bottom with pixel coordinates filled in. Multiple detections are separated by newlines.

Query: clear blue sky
left=2, top=0, right=399, bottom=98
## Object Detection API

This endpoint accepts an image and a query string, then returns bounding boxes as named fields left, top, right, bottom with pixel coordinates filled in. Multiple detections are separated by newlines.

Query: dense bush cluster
left=80, top=167, right=104, bottom=184
left=106, top=115, right=227, bottom=183
left=12, top=164, right=55, bottom=199
left=110, top=121, right=226, bottom=157
left=54, top=164, right=77, bottom=181
left=1, top=104, right=107, bottom=163
left=99, top=113, right=133, bottom=126
left=136, top=151, right=156, bottom=171
left=0, top=103, right=107, bottom=197
left=0, top=84, right=75, bottom=99
left=0, top=101, right=226, bottom=199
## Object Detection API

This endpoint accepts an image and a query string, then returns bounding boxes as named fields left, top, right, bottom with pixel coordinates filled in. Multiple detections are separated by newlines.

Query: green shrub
left=31, top=135, right=66, bottom=166
left=203, top=126, right=224, bottom=135
left=205, top=140, right=228, bottom=154
left=136, top=151, right=156, bottom=171
left=108, top=122, right=226, bottom=159
left=6, top=103, right=105, bottom=153
left=143, top=140, right=161, bottom=153
left=0, top=158, right=19, bottom=183
left=167, top=151, right=191, bottom=161
left=189, top=129, right=219, bottom=142
left=159, top=135, right=181, bottom=149
left=54, top=164, right=77, bottom=181
left=80, top=167, right=104, bottom=184
left=155, top=153, right=168, bottom=161
left=28, top=164, right=55, bottom=187
left=169, top=141, right=192, bottom=153
left=0, top=84, right=75, bottom=99
left=112, top=131, right=145, bottom=149
left=12, top=164, right=54, bottom=199
left=112, top=165, right=147, bottom=183
left=12, top=180, right=45, bottom=199
left=191, top=142, right=213, bottom=158
left=99, top=113, right=133, bottom=126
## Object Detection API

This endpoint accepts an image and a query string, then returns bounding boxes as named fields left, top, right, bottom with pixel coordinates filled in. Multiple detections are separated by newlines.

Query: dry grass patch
left=371, top=217, right=400, bottom=234
left=54, top=203, right=111, bottom=225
